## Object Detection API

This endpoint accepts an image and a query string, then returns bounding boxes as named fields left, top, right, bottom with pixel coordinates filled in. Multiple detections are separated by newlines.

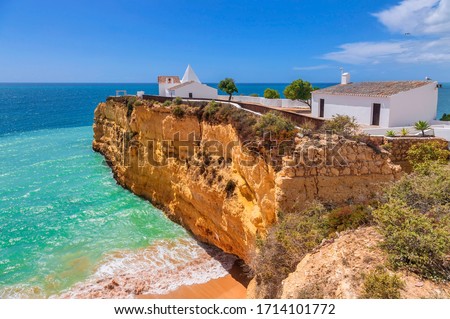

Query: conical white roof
left=181, top=65, right=201, bottom=83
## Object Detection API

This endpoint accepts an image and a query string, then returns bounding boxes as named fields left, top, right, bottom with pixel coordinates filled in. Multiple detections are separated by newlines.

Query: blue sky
left=1, top=0, right=450, bottom=83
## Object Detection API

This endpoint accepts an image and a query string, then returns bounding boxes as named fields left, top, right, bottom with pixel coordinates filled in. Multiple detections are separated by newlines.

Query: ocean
left=1, top=83, right=449, bottom=298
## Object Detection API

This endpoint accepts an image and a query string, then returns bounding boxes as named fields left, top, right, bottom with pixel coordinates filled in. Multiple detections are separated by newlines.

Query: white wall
left=363, top=125, right=450, bottom=142
left=170, top=82, right=218, bottom=99
left=388, top=82, right=438, bottom=127
left=159, top=83, right=170, bottom=96
left=228, top=95, right=309, bottom=108
left=281, top=99, right=310, bottom=108
left=311, top=93, right=390, bottom=127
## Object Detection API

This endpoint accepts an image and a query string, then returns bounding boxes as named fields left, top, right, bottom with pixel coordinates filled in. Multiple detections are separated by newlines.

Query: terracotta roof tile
left=157, top=76, right=180, bottom=84
left=313, top=81, right=432, bottom=98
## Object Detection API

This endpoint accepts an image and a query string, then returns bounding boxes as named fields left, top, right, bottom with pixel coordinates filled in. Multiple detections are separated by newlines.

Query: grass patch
left=362, top=267, right=404, bottom=299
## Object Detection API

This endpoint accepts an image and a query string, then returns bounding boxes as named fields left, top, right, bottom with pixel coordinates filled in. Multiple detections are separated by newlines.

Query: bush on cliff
left=253, top=202, right=327, bottom=298
left=202, top=100, right=221, bottom=123
left=373, top=164, right=450, bottom=281
left=174, top=96, right=183, bottom=105
left=125, top=97, right=136, bottom=117
left=253, top=111, right=297, bottom=139
left=197, top=101, right=257, bottom=141
left=322, top=114, right=359, bottom=137
left=171, top=105, right=186, bottom=119
left=224, top=180, right=236, bottom=198
left=323, top=204, right=374, bottom=235
left=407, top=141, right=450, bottom=170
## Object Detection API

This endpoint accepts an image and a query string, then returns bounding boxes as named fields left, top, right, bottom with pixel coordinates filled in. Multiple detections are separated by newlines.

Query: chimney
left=341, top=72, right=350, bottom=85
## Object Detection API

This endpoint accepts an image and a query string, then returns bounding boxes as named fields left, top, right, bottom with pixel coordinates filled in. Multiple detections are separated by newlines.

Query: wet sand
left=139, top=274, right=246, bottom=299
left=139, top=261, right=250, bottom=299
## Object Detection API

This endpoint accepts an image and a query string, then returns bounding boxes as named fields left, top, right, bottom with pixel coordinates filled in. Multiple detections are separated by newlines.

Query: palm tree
left=414, top=120, right=431, bottom=137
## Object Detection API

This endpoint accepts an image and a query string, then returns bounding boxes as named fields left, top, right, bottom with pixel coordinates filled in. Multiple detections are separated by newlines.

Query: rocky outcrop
left=92, top=99, right=401, bottom=262
left=277, top=227, right=450, bottom=299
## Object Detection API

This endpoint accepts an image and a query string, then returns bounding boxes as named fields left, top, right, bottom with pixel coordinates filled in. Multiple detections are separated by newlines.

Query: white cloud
left=322, top=1, right=450, bottom=65
left=374, top=0, right=450, bottom=35
left=323, top=38, right=450, bottom=64
left=293, top=65, right=331, bottom=71
left=323, top=42, right=408, bottom=64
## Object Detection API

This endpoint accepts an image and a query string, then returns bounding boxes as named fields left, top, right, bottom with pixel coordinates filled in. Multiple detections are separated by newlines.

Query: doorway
left=319, top=99, right=325, bottom=118
left=372, top=103, right=381, bottom=126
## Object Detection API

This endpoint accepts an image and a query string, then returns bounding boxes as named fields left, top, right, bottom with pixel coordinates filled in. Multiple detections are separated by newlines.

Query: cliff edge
left=92, top=98, right=401, bottom=262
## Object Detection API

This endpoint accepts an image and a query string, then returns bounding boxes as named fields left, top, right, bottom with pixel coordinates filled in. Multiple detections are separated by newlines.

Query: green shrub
left=126, top=97, right=136, bottom=117
left=323, top=204, right=373, bottom=235
left=440, top=113, right=450, bottom=121
left=249, top=93, right=259, bottom=97
left=133, top=100, right=144, bottom=107
left=162, top=100, right=172, bottom=107
left=263, top=88, right=280, bottom=99
left=385, top=130, right=396, bottom=137
left=202, top=100, right=221, bottom=123
left=362, top=267, right=404, bottom=299
left=229, top=108, right=257, bottom=141
left=400, top=128, right=409, bottom=136
left=322, top=114, right=359, bottom=137
left=174, top=96, right=183, bottom=105
left=224, top=180, right=236, bottom=197
left=171, top=105, right=185, bottom=119
left=253, top=111, right=297, bottom=139
left=374, top=198, right=450, bottom=281
left=407, top=141, right=450, bottom=169
left=253, top=202, right=327, bottom=298
left=299, top=120, right=316, bottom=136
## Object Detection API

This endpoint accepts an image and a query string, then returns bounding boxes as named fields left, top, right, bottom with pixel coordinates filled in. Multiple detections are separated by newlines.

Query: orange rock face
left=93, top=100, right=401, bottom=262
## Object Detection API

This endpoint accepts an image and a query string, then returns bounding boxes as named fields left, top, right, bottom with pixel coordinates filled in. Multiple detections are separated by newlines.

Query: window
left=189, top=93, right=193, bottom=98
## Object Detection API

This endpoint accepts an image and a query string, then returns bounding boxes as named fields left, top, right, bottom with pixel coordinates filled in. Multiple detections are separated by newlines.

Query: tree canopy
left=264, top=88, right=280, bottom=99
left=218, top=78, right=238, bottom=101
left=283, top=79, right=314, bottom=105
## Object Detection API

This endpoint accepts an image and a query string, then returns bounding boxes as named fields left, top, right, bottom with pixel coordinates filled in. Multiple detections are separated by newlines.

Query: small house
left=158, top=65, right=217, bottom=99
left=311, top=73, right=438, bottom=127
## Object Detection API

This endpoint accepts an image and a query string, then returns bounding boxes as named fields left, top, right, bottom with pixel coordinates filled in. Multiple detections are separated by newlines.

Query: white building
left=311, top=73, right=438, bottom=127
left=158, top=65, right=218, bottom=99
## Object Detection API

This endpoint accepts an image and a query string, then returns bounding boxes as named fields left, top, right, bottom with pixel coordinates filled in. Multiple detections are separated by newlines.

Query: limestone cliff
left=275, top=227, right=450, bottom=299
left=92, top=98, right=401, bottom=262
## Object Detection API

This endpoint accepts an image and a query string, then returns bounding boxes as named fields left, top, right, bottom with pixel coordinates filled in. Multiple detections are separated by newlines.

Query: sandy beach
left=139, top=261, right=250, bottom=299
left=139, top=274, right=247, bottom=299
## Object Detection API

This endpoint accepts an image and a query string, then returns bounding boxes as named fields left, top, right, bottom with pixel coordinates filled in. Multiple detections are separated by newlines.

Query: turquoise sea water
left=0, top=126, right=190, bottom=297
left=0, top=82, right=449, bottom=298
